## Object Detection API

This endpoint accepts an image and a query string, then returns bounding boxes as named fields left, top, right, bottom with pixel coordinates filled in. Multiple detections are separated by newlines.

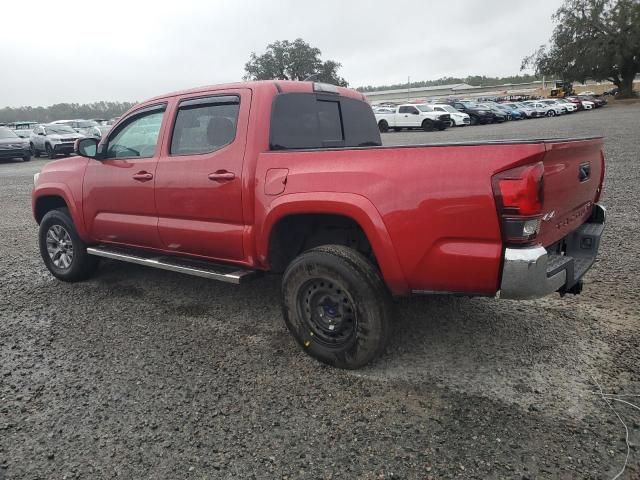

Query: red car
left=32, top=80, right=606, bottom=368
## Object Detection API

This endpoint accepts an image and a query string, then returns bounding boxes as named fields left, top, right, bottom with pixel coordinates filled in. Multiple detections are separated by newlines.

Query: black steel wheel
left=282, top=245, right=392, bottom=369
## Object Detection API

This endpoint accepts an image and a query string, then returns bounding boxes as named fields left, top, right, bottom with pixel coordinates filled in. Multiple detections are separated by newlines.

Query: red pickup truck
left=32, top=80, right=606, bottom=368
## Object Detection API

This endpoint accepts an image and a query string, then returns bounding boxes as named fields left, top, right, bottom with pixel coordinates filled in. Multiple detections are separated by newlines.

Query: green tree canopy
left=243, top=38, right=348, bottom=86
left=522, top=0, right=640, bottom=97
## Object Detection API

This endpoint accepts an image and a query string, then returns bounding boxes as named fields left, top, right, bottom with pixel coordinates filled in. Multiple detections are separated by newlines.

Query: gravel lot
left=1, top=103, right=639, bottom=479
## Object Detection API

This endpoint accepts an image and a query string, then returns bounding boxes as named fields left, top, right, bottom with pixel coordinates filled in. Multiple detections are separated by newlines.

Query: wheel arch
left=32, top=186, right=89, bottom=240
left=258, top=193, right=408, bottom=295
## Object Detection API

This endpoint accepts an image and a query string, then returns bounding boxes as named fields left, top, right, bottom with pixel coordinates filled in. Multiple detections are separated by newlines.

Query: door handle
left=132, top=171, right=153, bottom=181
left=208, top=171, right=235, bottom=181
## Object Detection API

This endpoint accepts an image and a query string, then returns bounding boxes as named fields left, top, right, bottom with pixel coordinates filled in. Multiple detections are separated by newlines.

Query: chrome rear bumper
left=499, top=204, right=606, bottom=300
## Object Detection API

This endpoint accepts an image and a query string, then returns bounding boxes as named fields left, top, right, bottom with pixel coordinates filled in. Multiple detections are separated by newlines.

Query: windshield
left=0, top=128, right=19, bottom=139
left=416, top=105, right=434, bottom=112
left=436, top=105, right=458, bottom=113
left=45, top=125, right=76, bottom=135
left=78, top=120, right=99, bottom=128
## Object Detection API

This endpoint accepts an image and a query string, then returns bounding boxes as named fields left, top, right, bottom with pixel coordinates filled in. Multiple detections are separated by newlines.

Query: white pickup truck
left=374, top=104, right=450, bottom=132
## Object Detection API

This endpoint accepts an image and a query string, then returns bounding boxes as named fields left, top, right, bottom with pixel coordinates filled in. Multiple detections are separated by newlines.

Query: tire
left=449, top=118, right=456, bottom=128
left=281, top=245, right=392, bottom=369
left=45, top=143, right=56, bottom=159
left=378, top=120, right=389, bottom=133
left=546, top=110, right=556, bottom=117
left=421, top=119, right=434, bottom=132
left=469, top=115, right=478, bottom=126
left=39, top=208, right=99, bottom=282
left=22, top=155, right=31, bottom=162
left=31, top=143, right=40, bottom=158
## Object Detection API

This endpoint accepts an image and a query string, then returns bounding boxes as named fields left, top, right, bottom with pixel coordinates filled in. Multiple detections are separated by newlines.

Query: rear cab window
left=270, top=93, right=381, bottom=150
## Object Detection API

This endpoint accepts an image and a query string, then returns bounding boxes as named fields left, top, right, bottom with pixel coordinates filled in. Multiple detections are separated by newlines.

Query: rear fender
left=258, top=192, right=408, bottom=295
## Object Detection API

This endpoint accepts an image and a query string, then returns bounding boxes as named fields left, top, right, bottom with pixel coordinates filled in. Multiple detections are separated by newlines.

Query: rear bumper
left=499, top=204, right=606, bottom=300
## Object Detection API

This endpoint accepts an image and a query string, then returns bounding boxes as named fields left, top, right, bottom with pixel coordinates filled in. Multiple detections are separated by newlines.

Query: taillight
left=492, top=162, right=545, bottom=245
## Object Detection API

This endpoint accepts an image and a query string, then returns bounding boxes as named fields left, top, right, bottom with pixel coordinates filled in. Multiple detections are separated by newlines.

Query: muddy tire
left=281, top=245, right=392, bottom=369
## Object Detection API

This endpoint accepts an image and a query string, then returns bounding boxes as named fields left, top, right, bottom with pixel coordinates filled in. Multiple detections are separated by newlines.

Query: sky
left=0, top=0, right=562, bottom=107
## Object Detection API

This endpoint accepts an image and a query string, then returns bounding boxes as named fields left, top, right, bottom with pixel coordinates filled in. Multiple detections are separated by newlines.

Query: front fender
left=32, top=183, right=89, bottom=241
left=257, top=192, right=409, bottom=296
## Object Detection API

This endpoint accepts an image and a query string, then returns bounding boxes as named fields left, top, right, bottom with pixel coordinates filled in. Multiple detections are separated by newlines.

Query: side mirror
left=38, top=132, right=45, bottom=136
left=76, top=137, right=99, bottom=158
left=412, top=111, right=420, bottom=115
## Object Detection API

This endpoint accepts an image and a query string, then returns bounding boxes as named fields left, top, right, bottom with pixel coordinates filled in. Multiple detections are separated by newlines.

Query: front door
left=153, top=90, right=250, bottom=262
left=82, top=104, right=168, bottom=248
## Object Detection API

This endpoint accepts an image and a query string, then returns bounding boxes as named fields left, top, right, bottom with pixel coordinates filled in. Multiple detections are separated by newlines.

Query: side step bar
left=86, top=246, right=256, bottom=284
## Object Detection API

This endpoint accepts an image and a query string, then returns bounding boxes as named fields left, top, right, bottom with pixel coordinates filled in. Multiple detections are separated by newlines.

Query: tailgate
left=537, top=137, right=604, bottom=246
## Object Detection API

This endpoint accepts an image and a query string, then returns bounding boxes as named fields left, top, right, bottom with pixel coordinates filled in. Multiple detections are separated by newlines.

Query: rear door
left=153, top=90, right=250, bottom=261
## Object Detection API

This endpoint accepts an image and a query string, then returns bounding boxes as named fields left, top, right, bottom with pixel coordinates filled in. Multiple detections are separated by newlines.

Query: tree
left=0, top=101, right=136, bottom=123
left=522, top=0, right=640, bottom=97
left=244, top=38, right=348, bottom=86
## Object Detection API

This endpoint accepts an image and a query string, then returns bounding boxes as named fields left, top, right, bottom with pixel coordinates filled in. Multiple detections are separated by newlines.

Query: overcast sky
left=0, top=0, right=561, bottom=107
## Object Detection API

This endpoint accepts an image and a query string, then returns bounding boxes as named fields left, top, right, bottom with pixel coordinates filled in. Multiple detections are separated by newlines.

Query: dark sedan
left=0, top=127, right=31, bottom=162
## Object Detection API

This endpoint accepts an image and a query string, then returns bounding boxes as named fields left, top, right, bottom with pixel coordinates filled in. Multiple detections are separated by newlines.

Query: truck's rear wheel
left=39, top=208, right=99, bottom=282
left=421, top=119, right=434, bottom=132
left=378, top=120, right=389, bottom=133
left=281, top=245, right=392, bottom=369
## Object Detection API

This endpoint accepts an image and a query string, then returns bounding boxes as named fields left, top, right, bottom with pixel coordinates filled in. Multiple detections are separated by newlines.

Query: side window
left=408, top=106, right=419, bottom=114
left=398, top=106, right=409, bottom=114
left=454, top=103, right=464, bottom=110
left=106, top=107, right=165, bottom=159
left=170, top=96, right=240, bottom=156
left=433, top=107, right=443, bottom=112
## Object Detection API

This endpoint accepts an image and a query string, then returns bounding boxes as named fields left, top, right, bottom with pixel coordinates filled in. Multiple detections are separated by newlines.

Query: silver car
left=30, top=124, right=84, bottom=159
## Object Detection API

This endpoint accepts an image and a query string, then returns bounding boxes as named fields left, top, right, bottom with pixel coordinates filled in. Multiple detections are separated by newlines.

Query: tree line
left=0, top=101, right=136, bottom=124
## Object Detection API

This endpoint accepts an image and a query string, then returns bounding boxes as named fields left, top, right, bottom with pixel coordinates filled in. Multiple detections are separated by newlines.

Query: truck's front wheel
left=421, top=119, right=434, bottom=131
left=39, top=208, right=99, bottom=282
left=281, top=245, right=392, bottom=369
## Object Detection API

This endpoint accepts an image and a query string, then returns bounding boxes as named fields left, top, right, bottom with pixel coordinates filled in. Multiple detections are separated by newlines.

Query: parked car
left=477, top=104, right=508, bottom=122
left=554, top=98, right=584, bottom=112
left=566, top=96, right=595, bottom=110
left=541, top=99, right=577, bottom=113
left=375, top=103, right=449, bottom=132
left=6, top=121, right=39, bottom=139
left=446, top=100, right=496, bottom=125
left=32, top=80, right=607, bottom=369
left=0, top=127, right=31, bottom=162
left=576, top=95, right=607, bottom=107
left=431, top=104, right=470, bottom=126
left=52, top=119, right=100, bottom=133
left=522, top=100, right=565, bottom=117
left=79, top=125, right=111, bottom=139
left=30, top=124, right=84, bottom=159
left=500, top=102, right=543, bottom=118
left=490, top=103, right=523, bottom=120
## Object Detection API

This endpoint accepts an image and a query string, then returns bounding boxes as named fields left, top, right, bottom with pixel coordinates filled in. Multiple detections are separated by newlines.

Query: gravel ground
left=1, top=104, right=639, bottom=479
